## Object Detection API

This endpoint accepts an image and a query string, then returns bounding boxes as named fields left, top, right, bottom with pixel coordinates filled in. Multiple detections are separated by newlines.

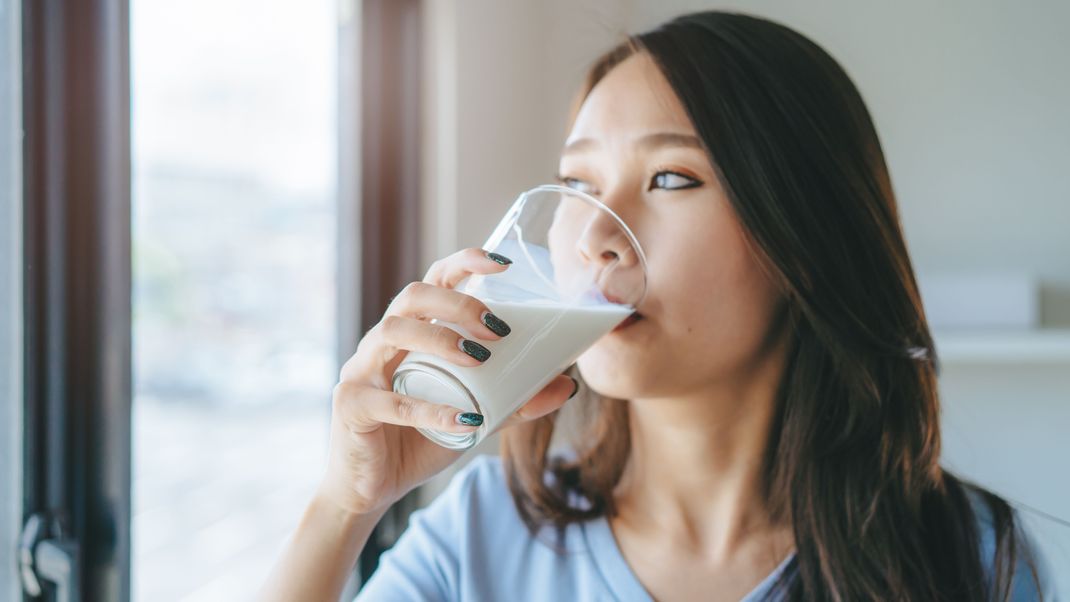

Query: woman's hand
left=315, top=248, right=579, bottom=517
left=261, top=249, right=579, bottom=601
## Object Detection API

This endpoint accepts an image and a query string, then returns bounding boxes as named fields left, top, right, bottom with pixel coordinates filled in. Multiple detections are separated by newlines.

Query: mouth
left=612, top=311, right=643, bottom=332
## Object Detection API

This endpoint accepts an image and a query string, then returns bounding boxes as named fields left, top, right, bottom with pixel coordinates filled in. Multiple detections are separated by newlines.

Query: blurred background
left=1, top=0, right=1067, bottom=600
left=129, top=0, right=336, bottom=599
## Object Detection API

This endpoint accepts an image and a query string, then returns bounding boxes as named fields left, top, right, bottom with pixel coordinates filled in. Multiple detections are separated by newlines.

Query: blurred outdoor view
left=130, top=0, right=337, bottom=599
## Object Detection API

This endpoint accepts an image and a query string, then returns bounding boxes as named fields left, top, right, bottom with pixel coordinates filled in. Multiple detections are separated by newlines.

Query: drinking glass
left=392, top=184, right=647, bottom=449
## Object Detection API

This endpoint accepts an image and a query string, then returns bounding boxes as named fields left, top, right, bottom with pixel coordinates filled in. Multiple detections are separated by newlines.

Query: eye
left=649, top=170, right=702, bottom=191
left=557, top=175, right=599, bottom=196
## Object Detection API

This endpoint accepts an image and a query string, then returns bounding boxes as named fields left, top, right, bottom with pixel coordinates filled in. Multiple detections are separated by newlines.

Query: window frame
left=339, top=0, right=426, bottom=590
left=20, top=0, right=132, bottom=599
left=2, top=0, right=25, bottom=597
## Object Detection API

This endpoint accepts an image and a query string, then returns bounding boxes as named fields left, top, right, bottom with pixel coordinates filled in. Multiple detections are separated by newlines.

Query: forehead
left=567, top=52, right=695, bottom=142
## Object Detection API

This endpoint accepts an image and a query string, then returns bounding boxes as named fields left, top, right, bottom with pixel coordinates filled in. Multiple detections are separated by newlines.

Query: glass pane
left=130, top=1, right=337, bottom=599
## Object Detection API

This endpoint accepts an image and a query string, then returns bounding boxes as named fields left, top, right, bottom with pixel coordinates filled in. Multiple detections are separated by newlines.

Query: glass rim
left=489, top=183, right=649, bottom=306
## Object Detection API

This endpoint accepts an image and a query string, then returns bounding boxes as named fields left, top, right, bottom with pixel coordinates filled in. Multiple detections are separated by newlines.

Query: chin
left=575, top=343, right=653, bottom=399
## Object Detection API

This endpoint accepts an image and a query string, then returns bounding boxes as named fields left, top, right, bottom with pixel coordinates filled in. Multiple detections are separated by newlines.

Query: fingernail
left=485, top=251, right=512, bottom=266
left=459, top=339, right=491, bottom=362
left=456, top=412, right=484, bottom=426
left=481, top=311, right=511, bottom=337
left=567, top=376, right=580, bottom=400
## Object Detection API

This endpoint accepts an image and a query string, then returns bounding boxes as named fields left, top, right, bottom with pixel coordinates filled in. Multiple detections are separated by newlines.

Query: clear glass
left=130, top=1, right=336, bottom=599
left=393, top=184, right=648, bottom=450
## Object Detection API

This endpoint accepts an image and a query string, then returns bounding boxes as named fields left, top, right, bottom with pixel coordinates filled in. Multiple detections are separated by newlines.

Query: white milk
left=394, top=299, right=632, bottom=448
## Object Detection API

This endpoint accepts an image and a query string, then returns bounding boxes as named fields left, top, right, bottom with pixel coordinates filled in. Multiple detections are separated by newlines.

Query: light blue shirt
left=356, top=454, right=1055, bottom=601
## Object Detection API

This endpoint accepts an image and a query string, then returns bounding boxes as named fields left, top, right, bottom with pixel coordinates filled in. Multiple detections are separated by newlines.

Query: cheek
left=672, top=216, right=780, bottom=337
left=657, top=210, right=751, bottom=327
left=578, top=209, right=784, bottom=398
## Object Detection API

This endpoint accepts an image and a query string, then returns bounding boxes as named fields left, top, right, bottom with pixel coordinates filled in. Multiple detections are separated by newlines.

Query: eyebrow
left=560, top=132, right=704, bottom=155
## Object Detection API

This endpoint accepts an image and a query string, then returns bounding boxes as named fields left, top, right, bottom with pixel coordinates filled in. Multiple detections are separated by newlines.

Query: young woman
left=263, top=11, right=1052, bottom=601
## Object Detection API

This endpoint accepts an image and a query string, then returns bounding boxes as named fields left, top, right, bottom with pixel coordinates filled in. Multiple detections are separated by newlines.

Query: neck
left=613, top=326, right=792, bottom=562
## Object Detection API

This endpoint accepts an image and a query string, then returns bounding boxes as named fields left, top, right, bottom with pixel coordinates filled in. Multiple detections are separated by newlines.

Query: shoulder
left=432, top=453, right=584, bottom=536
left=416, top=453, right=599, bottom=570
left=432, top=453, right=511, bottom=520
left=408, top=453, right=572, bottom=553
left=397, top=454, right=512, bottom=545
left=450, top=453, right=508, bottom=496
left=437, top=451, right=589, bottom=517
left=356, top=454, right=600, bottom=601
left=965, top=487, right=1058, bottom=599
left=355, top=455, right=530, bottom=600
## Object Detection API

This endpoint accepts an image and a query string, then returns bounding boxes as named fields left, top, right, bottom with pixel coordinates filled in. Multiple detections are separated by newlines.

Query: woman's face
left=562, top=52, right=787, bottom=400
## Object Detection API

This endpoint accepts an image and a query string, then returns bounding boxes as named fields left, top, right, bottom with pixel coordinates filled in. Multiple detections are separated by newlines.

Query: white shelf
left=933, top=329, right=1070, bottom=364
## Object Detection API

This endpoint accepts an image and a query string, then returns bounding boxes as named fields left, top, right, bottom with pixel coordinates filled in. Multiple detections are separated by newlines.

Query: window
left=15, top=1, right=420, bottom=597
left=130, top=1, right=337, bottom=598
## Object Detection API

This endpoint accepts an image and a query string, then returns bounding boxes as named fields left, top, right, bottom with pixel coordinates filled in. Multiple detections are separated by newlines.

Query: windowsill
left=933, top=329, right=1070, bottom=364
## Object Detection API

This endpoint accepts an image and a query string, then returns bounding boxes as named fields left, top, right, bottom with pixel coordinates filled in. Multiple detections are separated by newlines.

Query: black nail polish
left=481, top=311, right=511, bottom=337
left=460, top=339, right=491, bottom=362
left=485, top=251, right=512, bottom=266
left=457, top=412, right=484, bottom=426
left=567, top=376, right=580, bottom=400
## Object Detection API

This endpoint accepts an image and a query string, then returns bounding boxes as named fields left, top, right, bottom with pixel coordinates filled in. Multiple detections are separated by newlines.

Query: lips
left=612, top=311, right=643, bottom=332
left=601, top=291, right=644, bottom=332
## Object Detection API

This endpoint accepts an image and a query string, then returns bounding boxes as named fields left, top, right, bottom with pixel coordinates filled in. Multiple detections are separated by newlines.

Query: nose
left=575, top=209, right=640, bottom=270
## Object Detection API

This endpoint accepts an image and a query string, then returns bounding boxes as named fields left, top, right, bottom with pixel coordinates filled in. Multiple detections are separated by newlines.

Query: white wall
left=421, top=0, right=630, bottom=266
left=940, top=362, right=1070, bottom=573
left=419, top=0, right=1070, bottom=588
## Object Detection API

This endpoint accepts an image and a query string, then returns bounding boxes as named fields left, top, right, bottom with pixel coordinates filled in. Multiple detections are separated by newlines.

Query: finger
left=376, top=314, right=491, bottom=368
left=387, top=281, right=511, bottom=340
left=423, top=247, right=512, bottom=289
left=500, top=374, right=579, bottom=429
left=333, top=381, right=484, bottom=435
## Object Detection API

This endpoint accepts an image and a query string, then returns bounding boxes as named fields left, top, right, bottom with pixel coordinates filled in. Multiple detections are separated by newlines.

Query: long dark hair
left=500, top=10, right=1042, bottom=601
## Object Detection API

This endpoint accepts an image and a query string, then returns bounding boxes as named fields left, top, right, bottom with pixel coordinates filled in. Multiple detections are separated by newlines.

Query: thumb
left=501, top=374, right=580, bottom=428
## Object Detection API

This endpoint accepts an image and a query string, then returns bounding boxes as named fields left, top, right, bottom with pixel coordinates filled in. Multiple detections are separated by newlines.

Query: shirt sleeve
left=970, top=490, right=1061, bottom=601
left=1005, top=521, right=1059, bottom=601
left=352, top=456, right=490, bottom=602
left=1012, top=519, right=1060, bottom=601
